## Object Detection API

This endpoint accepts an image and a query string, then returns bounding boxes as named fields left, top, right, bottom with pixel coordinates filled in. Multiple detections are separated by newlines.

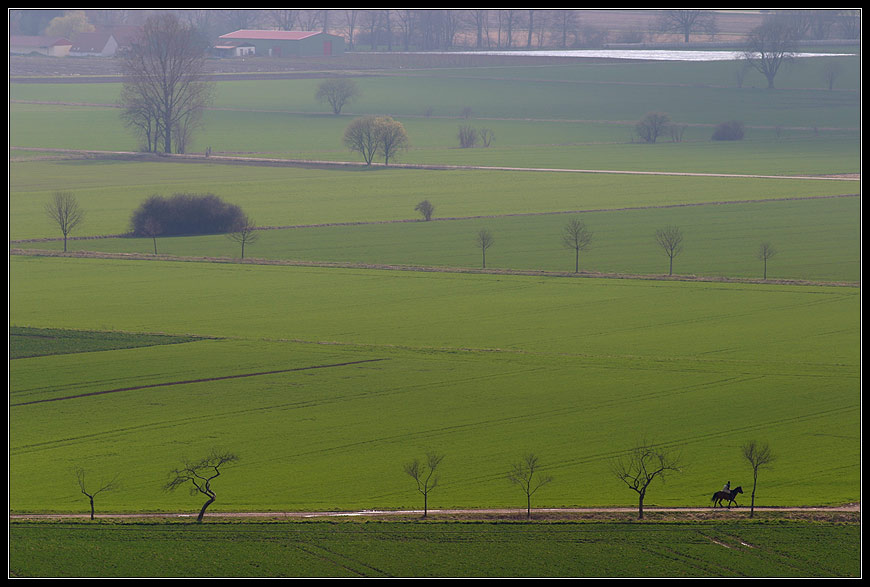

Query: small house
left=69, top=32, right=118, bottom=57
left=10, top=35, right=73, bottom=57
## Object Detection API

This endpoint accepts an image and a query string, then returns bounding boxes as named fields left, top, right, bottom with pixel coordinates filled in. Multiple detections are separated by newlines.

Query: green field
left=8, top=43, right=861, bottom=578
left=9, top=520, right=861, bottom=578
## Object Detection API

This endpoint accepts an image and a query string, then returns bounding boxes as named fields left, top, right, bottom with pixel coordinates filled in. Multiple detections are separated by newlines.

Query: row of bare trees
left=75, top=440, right=774, bottom=522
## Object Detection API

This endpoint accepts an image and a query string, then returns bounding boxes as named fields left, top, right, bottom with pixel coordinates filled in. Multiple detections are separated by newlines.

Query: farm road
left=9, top=504, right=860, bottom=521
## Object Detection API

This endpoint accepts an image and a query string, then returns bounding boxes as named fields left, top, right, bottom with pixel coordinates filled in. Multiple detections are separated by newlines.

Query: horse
left=710, top=486, right=744, bottom=508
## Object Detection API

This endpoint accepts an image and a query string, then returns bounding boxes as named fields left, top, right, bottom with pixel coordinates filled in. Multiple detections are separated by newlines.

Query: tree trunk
left=197, top=495, right=215, bottom=523
left=637, top=491, right=645, bottom=520
left=89, top=496, right=95, bottom=520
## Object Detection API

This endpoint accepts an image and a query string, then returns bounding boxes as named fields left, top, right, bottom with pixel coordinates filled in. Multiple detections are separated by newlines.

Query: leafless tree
left=344, top=116, right=381, bottom=165
left=635, top=112, right=672, bottom=144
left=562, top=218, right=593, bottom=273
left=655, top=225, right=684, bottom=276
left=507, top=453, right=553, bottom=520
left=757, top=242, right=777, bottom=279
left=458, top=125, right=479, bottom=148
left=741, top=440, right=775, bottom=518
left=655, top=10, right=717, bottom=42
left=227, top=216, right=260, bottom=259
left=415, top=200, right=435, bottom=221
left=44, top=191, right=85, bottom=252
left=611, top=440, right=682, bottom=519
left=822, top=60, right=843, bottom=90
left=75, top=467, right=119, bottom=520
left=476, top=229, right=494, bottom=269
left=120, top=14, right=214, bottom=154
left=164, top=449, right=239, bottom=523
left=315, top=78, right=361, bottom=115
left=479, top=128, right=495, bottom=147
left=141, top=217, right=162, bottom=255
left=404, top=452, right=445, bottom=518
left=742, top=16, right=798, bottom=89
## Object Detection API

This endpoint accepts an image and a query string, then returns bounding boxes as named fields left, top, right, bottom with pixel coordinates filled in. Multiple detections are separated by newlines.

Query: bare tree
left=822, top=60, right=843, bottom=90
left=741, top=440, right=775, bottom=518
left=141, top=217, right=162, bottom=255
left=120, top=14, right=214, bottom=154
left=635, top=112, right=672, bottom=144
left=655, top=225, right=684, bottom=276
left=757, top=242, right=777, bottom=279
left=562, top=218, right=593, bottom=273
left=404, top=452, right=444, bottom=518
left=476, top=229, right=494, bottom=269
left=164, top=449, right=239, bottom=523
left=75, top=467, right=119, bottom=520
left=343, top=116, right=381, bottom=165
left=655, top=10, right=717, bottom=42
left=611, top=441, right=682, bottom=519
left=507, top=453, right=553, bottom=520
left=415, top=199, right=435, bottom=221
left=742, top=16, right=798, bottom=89
left=227, top=216, right=260, bottom=259
left=315, top=78, right=361, bottom=115
left=44, top=191, right=85, bottom=252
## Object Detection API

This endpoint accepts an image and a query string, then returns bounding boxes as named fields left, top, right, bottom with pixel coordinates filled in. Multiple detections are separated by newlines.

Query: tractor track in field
left=9, top=358, right=388, bottom=407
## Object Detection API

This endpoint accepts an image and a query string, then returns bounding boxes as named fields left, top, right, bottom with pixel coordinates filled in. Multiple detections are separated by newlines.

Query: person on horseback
left=722, top=480, right=731, bottom=494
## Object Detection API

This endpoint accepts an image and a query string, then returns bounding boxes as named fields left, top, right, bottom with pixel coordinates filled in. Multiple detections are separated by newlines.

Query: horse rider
left=722, top=480, right=731, bottom=495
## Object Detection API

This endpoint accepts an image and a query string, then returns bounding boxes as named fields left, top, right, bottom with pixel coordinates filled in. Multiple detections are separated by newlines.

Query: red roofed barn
left=216, top=30, right=345, bottom=57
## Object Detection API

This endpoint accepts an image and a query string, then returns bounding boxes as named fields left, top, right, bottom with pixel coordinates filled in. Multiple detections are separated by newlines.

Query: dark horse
left=711, top=486, right=743, bottom=508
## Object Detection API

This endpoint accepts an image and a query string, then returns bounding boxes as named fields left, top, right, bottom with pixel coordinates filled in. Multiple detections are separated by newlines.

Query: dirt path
left=9, top=504, right=860, bottom=522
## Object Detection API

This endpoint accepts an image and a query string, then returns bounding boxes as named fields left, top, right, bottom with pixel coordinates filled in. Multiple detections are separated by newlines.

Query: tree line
left=75, top=439, right=775, bottom=522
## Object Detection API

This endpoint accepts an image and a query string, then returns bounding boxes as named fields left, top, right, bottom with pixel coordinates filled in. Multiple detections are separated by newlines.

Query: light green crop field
left=9, top=256, right=859, bottom=513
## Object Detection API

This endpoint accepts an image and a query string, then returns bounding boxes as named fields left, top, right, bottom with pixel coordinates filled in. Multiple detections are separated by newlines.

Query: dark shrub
left=130, top=193, right=246, bottom=236
left=712, top=120, right=745, bottom=141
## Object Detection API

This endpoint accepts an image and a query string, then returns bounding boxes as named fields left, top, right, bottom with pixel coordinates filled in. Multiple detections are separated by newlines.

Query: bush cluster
left=129, top=193, right=246, bottom=236
left=712, top=120, right=745, bottom=141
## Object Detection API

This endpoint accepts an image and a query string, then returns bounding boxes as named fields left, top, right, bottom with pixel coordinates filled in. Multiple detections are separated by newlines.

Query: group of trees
left=343, top=116, right=410, bottom=166
left=76, top=439, right=776, bottom=522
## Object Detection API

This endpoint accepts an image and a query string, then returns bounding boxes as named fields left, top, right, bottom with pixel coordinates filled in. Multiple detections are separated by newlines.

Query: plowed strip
left=11, top=358, right=388, bottom=407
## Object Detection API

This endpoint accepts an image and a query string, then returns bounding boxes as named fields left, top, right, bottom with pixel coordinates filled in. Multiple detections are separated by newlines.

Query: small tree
left=712, top=120, right=745, bottom=141
left=611, top=441, right=682, bottom=520
left=507, top=453, right=553, bottom=520
left=376, top=116, right=409, bottom=166
left=44, top=191, right=85, bottom=252
left=343, top=116, right=380, bottom=165
left=141, top=217, right=162, bottom=255
left=822, top=60, right=843, bottom=90
left=227, top=216, right=260, bottom=259
left=75, top=467, right=119, bottom=521
left=458, top=125, right=479, bottom=148
left=635, top=112, right=672, bottom=144
left=315, top=78, right=361, bottom=115
left=476, top=229, right=494, bottom=269
left=655, top=225, right=684, bottom=276
left=742, top=17, right=797, bottom=89
left=164, top=449, right=239, bottom=523
left=562, top=218, right=593, bottom=273
left=404, top=452, right=445, bottom=518
left=415, top=200, right=435, bottom=221
left=757, top=242, right=777, bottom=279
left=741, top=440, right=775, bottom=518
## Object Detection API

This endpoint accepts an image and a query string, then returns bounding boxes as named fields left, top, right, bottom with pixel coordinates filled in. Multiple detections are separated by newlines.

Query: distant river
left=413, top=49, right=854, bottom=61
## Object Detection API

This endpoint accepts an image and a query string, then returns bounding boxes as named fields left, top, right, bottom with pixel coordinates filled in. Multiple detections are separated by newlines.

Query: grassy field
left=8, top=45, right=860, bottom=578
left=9, top=519, right=861, bottom=578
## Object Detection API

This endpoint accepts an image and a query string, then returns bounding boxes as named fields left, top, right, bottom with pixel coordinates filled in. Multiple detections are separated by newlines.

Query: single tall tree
left=164, top=449, right=239, bottom=523
left=226, top=216, right=260, bottom=259
left=655, top=10, right=718, bottom=43
left=611, top=440, right=682, bottom=520
left=742, top=17, right=798, bottom=89
left=476, top=229, right=494, bottom=269
left=375, top=116, right=410, bottom=166
left=507, top=453, right=553, bottom=520
left=44, top=191, right=85, bottom=252
left=404, top=452, right=445, bottom=518
left=562, top=218, right=593, bottom=273
left=343, top=116, right=381, bottom=165
left=75, top=467, right=119, bottom=521
left=655, top=225, right=684, bottom=276
left=415, top=199, right=435, bottom=221
left=757, top=242, right=777, bottom=279
left=120, top=14, right=214, bottom=154
left=741, top=440, right=775, bottom=518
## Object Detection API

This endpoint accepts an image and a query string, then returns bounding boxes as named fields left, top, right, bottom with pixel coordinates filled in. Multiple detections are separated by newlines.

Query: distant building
left=69, top=32, right=118, bottom=57
left=10, top=35, right=73, bottom=56
left=217, top=30, right=345, bottom=57
left=212, top=40, right=256, bottom=58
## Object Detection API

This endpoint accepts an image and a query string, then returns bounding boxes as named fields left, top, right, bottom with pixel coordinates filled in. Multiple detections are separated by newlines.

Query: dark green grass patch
left=8, top=519, right=860, bottom=578
left=9, top=326, right=203, bottom=359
